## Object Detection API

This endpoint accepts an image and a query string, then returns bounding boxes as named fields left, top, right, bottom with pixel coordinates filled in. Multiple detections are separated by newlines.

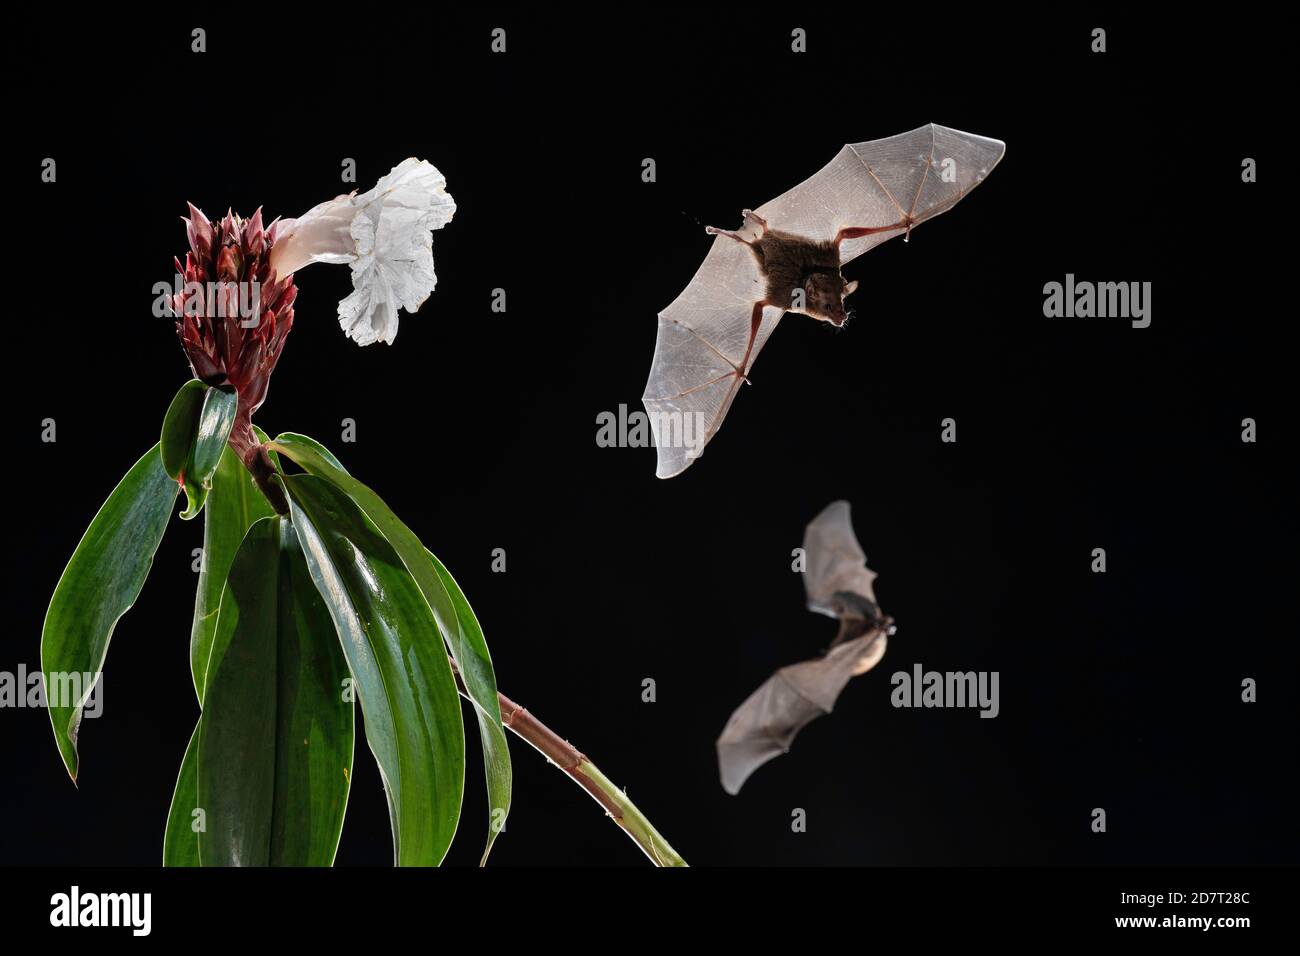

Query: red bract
left=173, top=204, right=296, bottom=463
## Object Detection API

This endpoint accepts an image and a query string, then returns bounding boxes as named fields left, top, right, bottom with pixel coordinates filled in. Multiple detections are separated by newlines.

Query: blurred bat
left=642, top=124, right=1005, bottom=478
left=717, top=500, right=895, bottom=795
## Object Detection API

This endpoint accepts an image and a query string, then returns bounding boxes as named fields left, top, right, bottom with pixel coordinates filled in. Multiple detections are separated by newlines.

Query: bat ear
left=844, top=279, right=859, bottom=296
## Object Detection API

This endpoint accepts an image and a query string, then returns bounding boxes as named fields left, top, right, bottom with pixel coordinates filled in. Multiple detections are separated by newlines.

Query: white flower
left=269, top=158, right=456, bottom=345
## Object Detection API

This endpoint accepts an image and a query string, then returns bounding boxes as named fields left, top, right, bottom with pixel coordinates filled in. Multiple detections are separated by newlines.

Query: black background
left=3, top=10, right=1294, bottom=872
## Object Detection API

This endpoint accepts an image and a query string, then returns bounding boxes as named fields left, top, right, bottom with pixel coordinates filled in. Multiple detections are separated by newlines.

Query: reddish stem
left=227, top=419, right=288, bottom=515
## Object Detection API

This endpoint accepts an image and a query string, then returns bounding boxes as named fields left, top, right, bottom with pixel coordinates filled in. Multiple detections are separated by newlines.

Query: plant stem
left=227, top=424, right=289, bottom=515
left=245, top=446, right=289, bottom=515
left=455, top=676, right=688, bottom=867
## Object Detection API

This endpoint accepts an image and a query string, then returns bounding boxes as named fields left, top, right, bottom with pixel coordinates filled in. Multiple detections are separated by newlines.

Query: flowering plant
left=40, top=160, right=685, bottom=867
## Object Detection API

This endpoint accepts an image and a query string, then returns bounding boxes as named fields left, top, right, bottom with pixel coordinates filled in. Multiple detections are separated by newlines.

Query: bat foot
left=705, top=224, right=749, bottom=245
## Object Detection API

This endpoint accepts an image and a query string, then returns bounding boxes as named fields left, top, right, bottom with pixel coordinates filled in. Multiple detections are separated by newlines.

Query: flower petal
left=267, top=193, right=357, bottom=278
left=267, top=159, right=455, bottom=346
left=338, top=158, right=455, bottom=345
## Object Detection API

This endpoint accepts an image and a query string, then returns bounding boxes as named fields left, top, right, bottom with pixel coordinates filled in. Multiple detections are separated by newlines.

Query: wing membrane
left=763, top=124, right=1005, bottom=263
left=643, top=236, right=782, bottom=478
left=716, top=633, right=888, bottom=795
left=803, top=500, right=879, bottom=615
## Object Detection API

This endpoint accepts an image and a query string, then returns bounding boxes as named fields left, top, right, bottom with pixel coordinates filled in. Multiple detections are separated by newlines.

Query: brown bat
left=642, top=124, right=1005, bottom=478
left=717, top=500, right=895, bottom=795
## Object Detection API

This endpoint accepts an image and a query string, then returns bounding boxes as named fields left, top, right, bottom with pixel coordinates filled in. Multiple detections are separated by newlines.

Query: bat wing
left=803, top=500, right=878, bottom=615
left=642, top=236, right=785, bottom=478
left=717, top=632, right=889, bottom=794
left=757, top=123, right=1006, bottom=265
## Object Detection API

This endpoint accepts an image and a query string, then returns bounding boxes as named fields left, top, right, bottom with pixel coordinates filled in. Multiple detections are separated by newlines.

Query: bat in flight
left=716, top=500, right=895, bottom=795
left=642, top=124, right=1005, bottom=478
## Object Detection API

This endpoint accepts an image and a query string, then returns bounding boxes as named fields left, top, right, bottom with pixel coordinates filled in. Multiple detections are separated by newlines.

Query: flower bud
left=185, top=202, right=214, bottom=262
left=243, top=207, right=265, bottom=258
left=216, top=244, right=240, bottom=282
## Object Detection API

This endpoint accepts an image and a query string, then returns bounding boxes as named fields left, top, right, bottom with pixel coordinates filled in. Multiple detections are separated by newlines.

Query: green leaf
left=160, top=379, right=206, bottom=480
left=162, top=724, right=200, bottom=866
left=195, top=516, right=354, bottom=866
left=191, top=386, right=239, bottom=481
left=270, top=431, right=348, bottom=474
left=424, top=550, right=512, bottom=864
left=190, top=440, right=276, bottom=703
left=179, top=386, right=239, bottom=520
left=41, top=444, right=177, bottom=781
left=282, top=474, right=465, bottom=866
left=269, top=433, right=511, bottom=863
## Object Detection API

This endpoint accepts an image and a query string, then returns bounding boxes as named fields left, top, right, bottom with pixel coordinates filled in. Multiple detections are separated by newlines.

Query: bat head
left=803, top=273, right=859, bottom=327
